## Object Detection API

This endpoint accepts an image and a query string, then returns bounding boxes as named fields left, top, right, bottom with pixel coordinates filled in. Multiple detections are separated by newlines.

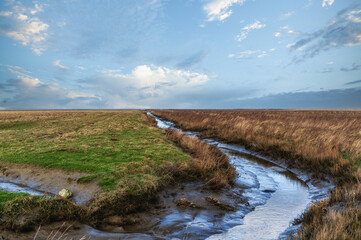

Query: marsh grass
left=151, top=110, right=361, bottom=181
left=151, top=109, right=361, bottom=239
left=0, top=110, right=235, bottom=231
left=0, top=191, right=30, bottom=207
left=0, top=195, right=87, bottom=232
left=165, top=129, right=235, bottom=189
left=0, top=110, right=191, bottom=190
left=0, top=110, right=192, bottom=230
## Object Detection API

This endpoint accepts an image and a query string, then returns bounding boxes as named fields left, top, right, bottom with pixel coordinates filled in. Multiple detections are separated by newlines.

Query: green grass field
left=0, top=110, right=234, bottom=230
left=0, top=110, right=189, bottom=198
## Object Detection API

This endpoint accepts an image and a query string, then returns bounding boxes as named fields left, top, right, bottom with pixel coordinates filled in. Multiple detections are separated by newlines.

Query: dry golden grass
left=151, top=109, right=361, bottom=181
left=151, top=109, right=361, bottom=240
left=165, top=129, right=235, bottom=189
left=295, top=182, right=361, bottom=240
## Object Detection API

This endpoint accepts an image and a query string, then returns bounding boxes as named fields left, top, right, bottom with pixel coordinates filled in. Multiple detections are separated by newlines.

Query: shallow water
left=0, top=180, right=49, bottom=196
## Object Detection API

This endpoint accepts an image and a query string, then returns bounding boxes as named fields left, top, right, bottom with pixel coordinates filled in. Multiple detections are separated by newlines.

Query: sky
left=0, top=0, right=360, bottom=109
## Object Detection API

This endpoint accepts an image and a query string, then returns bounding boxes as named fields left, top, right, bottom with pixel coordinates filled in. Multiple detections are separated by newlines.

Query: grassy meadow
left=0, top=110, right=190, bottom=191
left=151, top=109, right=361, bottom=240
left=0, top=110, right=233, bottom=230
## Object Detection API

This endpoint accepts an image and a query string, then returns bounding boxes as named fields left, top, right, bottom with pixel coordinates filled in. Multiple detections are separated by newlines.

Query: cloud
left=0, top=65, right=100, bottom=109
left=236, top=20, right=266, bottom=42
left=175, top=50, right=208, bottom=68
left=274, top=32, right=281, bottom=37
left=344, top=79, right=361, bottom=86
left=290, top=5, right=361, bottom=62
left=94, top=65, right=209, bottom=92
left=228, top=50, right=258, bottom=59
left=77, top=66, right=86, bottom=70
left=280, top=11, right=295, bottom=20
left=235, top=87, right=361, bottom=109
left=0, top=1, right=48, bottom=55
left=340, top=63, right=361, bottom=72
left=204, top=0, right=246, bottom=22
left=79, top=64, right=211, bottom=108
left=322, top=0, right=335, bottom=8
left=287, top=29, right=299, bottom=35
left=53, top=60, right=69, bottom=70
left=228, top=48, right=272, bottom=60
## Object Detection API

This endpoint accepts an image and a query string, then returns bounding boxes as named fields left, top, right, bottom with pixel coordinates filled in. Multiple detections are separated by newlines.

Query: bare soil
left=0, top=162, right=100, bottom=205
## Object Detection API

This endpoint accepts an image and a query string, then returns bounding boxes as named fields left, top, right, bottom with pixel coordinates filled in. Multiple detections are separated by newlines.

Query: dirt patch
left=0, top=162, right=100, bottom=205
left=205, top=196, right=236, bottom=211
left=174, top=198, right=201, bottom=209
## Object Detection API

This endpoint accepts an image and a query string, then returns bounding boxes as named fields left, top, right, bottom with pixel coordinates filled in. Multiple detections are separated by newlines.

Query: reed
left=151, top=109, right=361, bottom=240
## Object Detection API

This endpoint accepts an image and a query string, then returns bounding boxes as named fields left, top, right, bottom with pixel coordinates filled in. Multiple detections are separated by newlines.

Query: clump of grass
left=77, top=174, right=98, bottom=184
left=0, top=191, right=30, bottom=207
left=0, top=196, right=87, bottom=232
left=294, top=183, right=361, bottom=240
left=165, top=129, right=235, bottom=189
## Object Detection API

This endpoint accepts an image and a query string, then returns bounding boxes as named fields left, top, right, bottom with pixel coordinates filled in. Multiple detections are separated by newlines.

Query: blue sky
left=0, top=0, right=360, bottom=109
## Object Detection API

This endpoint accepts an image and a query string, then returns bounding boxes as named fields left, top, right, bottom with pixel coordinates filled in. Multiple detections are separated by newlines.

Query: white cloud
left=53, top=60, right=69, bottom=70
left=287, top=42, right=296, bottom=48
left=1, top=65, right=100, bottom=109
left=242, top=21, right=266, bottom=31
left=322, top=0, right=334, bottom=7
left=18, top=75, right=41, bottom=87
left=204, top=0, right=246, bottom=22
left=0, top=2, right=48, bottom=55
left=257, top=51, right=267, bottom=58
left=228, top=50, right=260, bottom=59
left=280, top=11, right=295, bottom=20
left=5, top=64, right=32, bottom=75
left=347, top=10, right=361, bottom=23
left=103, top=65, right=209, bottom=91
left=290, top=6, right=361, bottom=61
left=77, top=66, right=86, bottom=70
left=287, top=30, right=299, bottom=35
left=236, top=20, right=266, bottom=42
left=0, top=11, right=13, bottom=17
left=16, top=13, right=28, bottom=21
left=274, top=32, right=281, bottom=37
left=229, top=48, right=276, bottom=60
left=82, top=64, right=211, bottom=108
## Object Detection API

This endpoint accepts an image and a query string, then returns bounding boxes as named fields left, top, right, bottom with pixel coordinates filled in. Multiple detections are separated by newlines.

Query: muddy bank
left=0, top=162, right=100, bottom=205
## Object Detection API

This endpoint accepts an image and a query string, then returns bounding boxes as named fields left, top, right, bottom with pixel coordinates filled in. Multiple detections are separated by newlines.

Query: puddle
left=0, top=180, right=50, bottom=196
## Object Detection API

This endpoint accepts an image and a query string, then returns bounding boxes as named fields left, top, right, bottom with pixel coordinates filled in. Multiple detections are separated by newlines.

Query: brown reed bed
left=151, top=109, right=361, bottom=239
